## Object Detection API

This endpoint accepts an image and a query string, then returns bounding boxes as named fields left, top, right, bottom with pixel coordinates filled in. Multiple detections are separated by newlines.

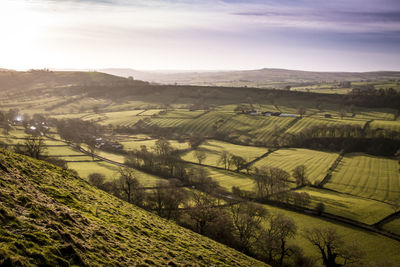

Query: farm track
left=44, top=135, right=400, bottom=243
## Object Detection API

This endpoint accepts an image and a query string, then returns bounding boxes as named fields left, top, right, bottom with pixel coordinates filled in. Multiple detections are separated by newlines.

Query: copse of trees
left=253, top=166, right=290, bottom=199
left=281, top=124, right=400, bottom=156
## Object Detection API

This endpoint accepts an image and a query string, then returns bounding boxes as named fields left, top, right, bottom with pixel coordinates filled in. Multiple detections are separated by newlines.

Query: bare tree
left=88, top=173, right=105, bottom=188
left=257, top=213, right=297, bottom=266
left=305, top=227, right=363, bottom=267
left=230, top=202, right=268, bottom=253
left=253, top=166, right=290, bottom=199
left=218, top=150, right=230, bottom=169
left=188, top=191, right=220, bottom=235
left=194, top=150, right=207, bottom=165
left=16, top=135, right=47, bottom=159
left=147, top=179, right=187, bottom=220
left=118, top=168, right=144, bottom=206
left=231, top=155, right=247, bottom=171
left=292, top=165, right=308, bottom=187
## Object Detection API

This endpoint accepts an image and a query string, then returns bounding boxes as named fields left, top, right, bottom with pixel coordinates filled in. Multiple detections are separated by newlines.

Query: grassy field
left=120, top=138, right=190, bottom=152
left=262, top=204, right=400, bottom=265
left=325, top=153, right=400, bottom=203
left=182, top=139, right=268, bottom=167
left=188, top=165, right=255, bottom=192
left=382, top=218, right=400, bottom=235
left=217, top=114, right=294, bottom=144
left=370, top=119, right=400, bottom=132
left=296, top=187, right=394, bottom=224
left=251, top=148, right=339, bottom=184
left=285, top=117, right=366, bottom=134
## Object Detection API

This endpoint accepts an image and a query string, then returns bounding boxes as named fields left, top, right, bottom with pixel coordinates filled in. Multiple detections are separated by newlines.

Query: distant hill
left=0, top=149, right=265, bottom=266
left=0, top=70, right=128, bottom=92
left=101, top=68, right=400, bottom=88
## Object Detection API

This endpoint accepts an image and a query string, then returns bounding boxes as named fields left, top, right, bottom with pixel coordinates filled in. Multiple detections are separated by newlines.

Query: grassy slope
left=0, top=149, right=265, bottom=266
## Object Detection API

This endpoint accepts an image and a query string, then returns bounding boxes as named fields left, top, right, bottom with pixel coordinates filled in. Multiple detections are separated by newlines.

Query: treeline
left=281, top=125, right=400, bottom=156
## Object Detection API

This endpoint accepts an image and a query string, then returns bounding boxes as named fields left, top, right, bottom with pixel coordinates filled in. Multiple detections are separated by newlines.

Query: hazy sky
left=1, top=0, right=400, bottom=71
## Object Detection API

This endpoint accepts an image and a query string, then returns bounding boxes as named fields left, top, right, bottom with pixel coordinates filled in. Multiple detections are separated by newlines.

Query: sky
left=1, top=0, right=400, bottom=72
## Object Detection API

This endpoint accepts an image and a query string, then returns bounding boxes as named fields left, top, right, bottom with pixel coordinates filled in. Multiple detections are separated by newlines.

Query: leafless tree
left=304, top=227, right=363, bottom=267
left=257, top=213, right=297, bottom=266
left=292, top=165, right=308, bottom=187
left=230, top=202, right=268, bottom=253
left=194, top=150, right=207, bottom=164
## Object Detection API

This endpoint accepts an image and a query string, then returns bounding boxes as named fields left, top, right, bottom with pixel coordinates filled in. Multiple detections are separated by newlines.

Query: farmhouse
left=279, top=113, right=297, bottom=117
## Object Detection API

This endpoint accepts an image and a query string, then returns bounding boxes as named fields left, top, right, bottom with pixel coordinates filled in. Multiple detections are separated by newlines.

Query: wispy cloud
left=1, top=0, right=400, bottom=71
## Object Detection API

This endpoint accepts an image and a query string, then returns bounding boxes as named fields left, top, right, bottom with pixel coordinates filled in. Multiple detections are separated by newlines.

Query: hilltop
left=101, top=68, right=400, bottom=87
left=0, top=149, right=265, bottom=266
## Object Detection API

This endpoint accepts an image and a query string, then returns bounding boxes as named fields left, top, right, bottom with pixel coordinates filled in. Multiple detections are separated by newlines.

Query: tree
left=188, top=135, right=204, bottom=148
left=316, top=202, right=325, bottom=215
left=257, top=213, right=297, bottom=266
left=292, top=192, right=311, bottom=207
left=305, top=227, right=363, bottom=267
left=231, top=202, right=268, bottom=253
left=153, top=139, right=173, bottom=157
left=253, top=166, right=290, bottom=199
left=218, top=150, right=230, bottom=169
left=292, top=165, right=308, bottom=187
left=88, top=173, right=106, bottom=188
left=231, top=155, right=247, bottom=171
left=16, top=135, right=47, bottom=159
left=86, top=139, right=97, bottom=161
left=188, top=191, right=220, bottom=235
left=147, top=179, right=187, bottom=220
left=194, top=150, right=207, bottom=164
left=297, top=106, right=307, bottom=117
left=118, top=168, right=144, bottom=206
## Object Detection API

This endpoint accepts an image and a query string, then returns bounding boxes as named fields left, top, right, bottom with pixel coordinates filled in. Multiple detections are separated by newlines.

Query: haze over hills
left=101, top=68, right=400, bottom=88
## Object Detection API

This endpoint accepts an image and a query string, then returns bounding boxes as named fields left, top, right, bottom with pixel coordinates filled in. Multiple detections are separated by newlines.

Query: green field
left=370, top=119, right=400, bottom=132
left=189, top=165, right=255, bottom=192
left=296, top=187, right=393, bottom=224
left=121, top=139, right=190, bottom=152
left=382, top=218, right=400, bottom=235
left=262, top=204, right=400, bottom=265
left=286, top=117, right=366, bottom=134
left=217, top=114, right=294, bottom=144
left=325, top=153, right=400, bottom=203
left=251, top=148, right=339, bottom=183
left=182, top=139, right=268, bottom=167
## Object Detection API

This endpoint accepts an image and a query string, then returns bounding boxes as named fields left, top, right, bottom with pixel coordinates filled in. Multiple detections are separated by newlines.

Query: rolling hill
left=0, top=149, right=265, bottom=266
left=101, top=68, right=400, bottom=87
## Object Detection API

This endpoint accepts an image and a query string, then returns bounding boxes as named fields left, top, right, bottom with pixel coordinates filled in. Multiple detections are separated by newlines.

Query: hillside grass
left=0, top=149, right=264, bottom=266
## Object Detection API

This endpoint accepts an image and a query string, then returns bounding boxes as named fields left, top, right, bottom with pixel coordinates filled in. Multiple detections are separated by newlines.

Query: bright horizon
left=1, top=0, right=400, bottom=72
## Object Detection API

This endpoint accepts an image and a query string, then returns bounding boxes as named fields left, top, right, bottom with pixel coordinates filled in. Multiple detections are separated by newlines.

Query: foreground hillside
left=0, top=149, right=265, bottom=266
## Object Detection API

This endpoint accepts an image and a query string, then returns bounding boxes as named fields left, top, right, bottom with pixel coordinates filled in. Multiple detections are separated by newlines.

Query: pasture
left=296, top=187, right=394, bottom=224
left=324, top=153, right=400, bottom=203
left=182, top=139, right=268, bottom=168
left=251, top=148, right=339, bottom=184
